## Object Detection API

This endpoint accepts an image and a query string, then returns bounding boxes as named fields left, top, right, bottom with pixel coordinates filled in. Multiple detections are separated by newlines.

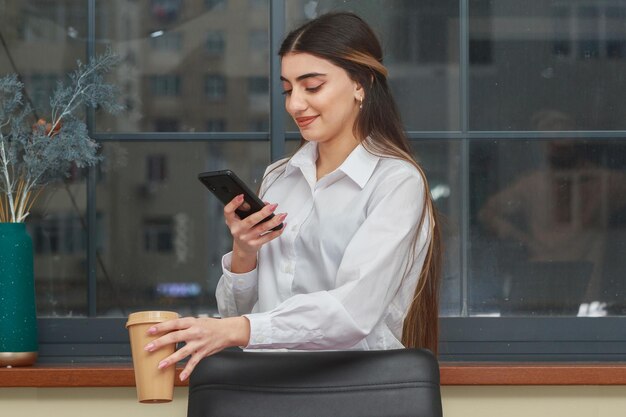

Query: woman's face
left=281, top=52, right=363, bottom=146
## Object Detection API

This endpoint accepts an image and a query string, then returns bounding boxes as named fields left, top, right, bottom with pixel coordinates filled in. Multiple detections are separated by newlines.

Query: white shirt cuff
left=221, top=251, right=258, bottom=292
left=242, top=312, right=273, bottom=348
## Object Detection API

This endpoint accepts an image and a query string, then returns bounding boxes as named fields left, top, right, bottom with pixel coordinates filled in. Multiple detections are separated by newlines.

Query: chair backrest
left=187, top=348, right=442, bottom=417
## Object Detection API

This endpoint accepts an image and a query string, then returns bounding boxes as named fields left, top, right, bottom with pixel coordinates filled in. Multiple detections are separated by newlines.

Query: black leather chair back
left=187, top=349, right=442, bottom=417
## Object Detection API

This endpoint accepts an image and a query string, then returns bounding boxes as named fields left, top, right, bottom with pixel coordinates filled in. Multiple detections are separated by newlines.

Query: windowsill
left=2, top=363, right=626, bottom=387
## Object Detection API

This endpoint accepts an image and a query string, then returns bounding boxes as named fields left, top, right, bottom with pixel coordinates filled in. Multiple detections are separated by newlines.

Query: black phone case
left=198, top=170, right=283, bottom=231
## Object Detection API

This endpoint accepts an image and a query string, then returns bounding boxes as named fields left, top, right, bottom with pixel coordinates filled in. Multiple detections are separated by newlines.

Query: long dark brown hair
left=278, top=12, right=442, bottom=354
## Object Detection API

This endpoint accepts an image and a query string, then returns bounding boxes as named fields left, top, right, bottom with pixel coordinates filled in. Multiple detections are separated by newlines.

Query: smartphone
left=198, top=169, right=283, bottom=231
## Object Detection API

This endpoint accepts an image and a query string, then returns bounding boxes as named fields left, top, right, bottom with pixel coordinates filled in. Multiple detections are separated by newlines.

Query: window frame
left=31, top=0, right=626, bottom=362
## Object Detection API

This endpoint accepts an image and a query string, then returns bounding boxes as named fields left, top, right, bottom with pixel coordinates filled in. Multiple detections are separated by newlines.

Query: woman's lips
left=295, top=116, right=318, bottom=128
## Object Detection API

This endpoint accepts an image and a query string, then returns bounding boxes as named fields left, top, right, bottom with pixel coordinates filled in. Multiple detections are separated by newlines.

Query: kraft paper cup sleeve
left=126, top=310, right=179, bottom=403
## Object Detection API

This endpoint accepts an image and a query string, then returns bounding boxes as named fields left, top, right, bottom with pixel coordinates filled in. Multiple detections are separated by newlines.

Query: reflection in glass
left=95, top=0, right=269, bottom=133
left=27, top=180, right=90, bottom=317
left=285, top=0, right=460, bottom=131
left=471, top=136, right=626, bottom=316
left=412, top=140, right=461, bottom=317
left=96, top=141, right=269, bottom=317
left=470, top=0, right=626, bottom=130
left=1, top=0, right=89, bottom=317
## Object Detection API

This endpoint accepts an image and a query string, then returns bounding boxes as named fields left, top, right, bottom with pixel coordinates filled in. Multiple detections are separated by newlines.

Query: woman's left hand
left=144, top=316, right=251, bottom=381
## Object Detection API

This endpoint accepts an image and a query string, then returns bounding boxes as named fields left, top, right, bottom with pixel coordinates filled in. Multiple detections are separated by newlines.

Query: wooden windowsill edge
left=2, top=363, right=626, bottom=387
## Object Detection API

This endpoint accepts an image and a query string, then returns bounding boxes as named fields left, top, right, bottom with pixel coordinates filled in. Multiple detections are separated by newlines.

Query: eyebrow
left=280, top=72, right=327, bottom=83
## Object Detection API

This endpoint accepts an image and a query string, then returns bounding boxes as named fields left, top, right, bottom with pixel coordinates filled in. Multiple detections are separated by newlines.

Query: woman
left=145, top=11, right=442, bottom=382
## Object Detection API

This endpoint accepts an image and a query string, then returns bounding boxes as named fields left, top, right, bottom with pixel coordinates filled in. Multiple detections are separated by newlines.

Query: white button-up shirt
left=216, top=141, right=431, bottom=350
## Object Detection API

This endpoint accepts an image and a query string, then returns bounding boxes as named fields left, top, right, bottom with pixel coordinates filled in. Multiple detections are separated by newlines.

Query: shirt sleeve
left=216, top=252, right=259, bottom=317
left=215, top=162, right=288, bottom=318
left=243, top=172, right=431, bottom=350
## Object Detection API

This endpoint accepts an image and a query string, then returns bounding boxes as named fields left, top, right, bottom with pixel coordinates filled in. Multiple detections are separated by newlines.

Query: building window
left=205, top=31, right=225, bottom=56
left=204, top=74, right=226, bottom=100
left=206, top=119, right=226, bottom=132
left=551, top=3, right=626, bottom=60
left=143, top=218, right=174, bottom=252
left=20, top=2, right=87, bottom=41
left=149, top=75, right=181, bottom=96
left=146, top=154, right=167, bottom=183
left=154, top=118, right=179, bottom=132
left=150, top=0, right=182, bottom=23
left=32, top=214, right=86, bottom=255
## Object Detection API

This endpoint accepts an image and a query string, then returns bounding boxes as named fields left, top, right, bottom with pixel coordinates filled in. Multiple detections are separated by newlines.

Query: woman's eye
left=305, top=85, right=322, bottom=92
left=281, top=90, right=292, bottom=95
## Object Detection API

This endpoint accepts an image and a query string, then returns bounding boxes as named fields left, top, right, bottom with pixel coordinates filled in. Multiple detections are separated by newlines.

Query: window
left=204, top=74, right=226, bottom=100
left=205, top=31, right=225, bottom=56
left=206, top=119, right=227, bottom=132
left=154, top=118, right=179, bottom=132
left=3, top=0, right=625, bottom=363
left=550, top=3, right=626, bottom=60
left=146, top=154, right=167, bottom=183
left=20, top=1, right=87, bottom=41
left=143, top=218, right=174, bottom=253
left=150, top=0, right=182, bottom=23
left=149, top=75, right=181, bottom=96
left=31, top=214, right=86, bottom=255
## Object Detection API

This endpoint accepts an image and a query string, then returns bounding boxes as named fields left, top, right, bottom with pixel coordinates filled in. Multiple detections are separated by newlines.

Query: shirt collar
left=284, top=140, right=380, bottom=189
left=284, top=141, right=317, bottom=178
left=338, top=142, right=380, bottom=189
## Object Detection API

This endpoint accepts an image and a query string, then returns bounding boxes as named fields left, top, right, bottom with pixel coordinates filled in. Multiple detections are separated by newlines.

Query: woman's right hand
left=224, top=194, right=287, bottom=273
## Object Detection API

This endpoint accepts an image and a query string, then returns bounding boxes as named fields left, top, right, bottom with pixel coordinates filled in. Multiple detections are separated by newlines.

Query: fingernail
left=144, top=343, right=155, bottom=351
left=279, top=213, right=288, bottom=220
left=180, top=372, right=187, bottom=381
left=158, top=360, right=168, bottom=369
left=147, top=326, right=157, bottom=334
left=237, top=194, right=244, bottom=201
left=269, top=203, right=278, bottom=212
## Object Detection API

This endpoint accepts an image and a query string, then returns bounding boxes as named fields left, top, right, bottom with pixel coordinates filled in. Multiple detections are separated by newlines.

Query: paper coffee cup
left=126, top=311, right=179, bottom=403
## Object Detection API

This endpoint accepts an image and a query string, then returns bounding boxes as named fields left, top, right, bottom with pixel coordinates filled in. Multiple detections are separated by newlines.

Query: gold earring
left=359, top=97, right=363, bottom=110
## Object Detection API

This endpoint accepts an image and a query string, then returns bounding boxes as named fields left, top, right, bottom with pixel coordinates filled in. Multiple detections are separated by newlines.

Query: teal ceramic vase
left=0, top=222, right=38, bottom=366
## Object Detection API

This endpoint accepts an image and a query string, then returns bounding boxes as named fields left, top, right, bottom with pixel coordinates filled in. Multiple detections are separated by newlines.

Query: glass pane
left=0, top=0, right=87, bottom=118
left=28, top=179, right=89, bottom=317
left=95, top=0, right=269, bottom=133
left=285, top=0, right=460, bottom=131
left=0, top=0, right=89, bottom=317
left=96, top=141, right=270, bottom=316
left=412, top=140, right=461, bottom=316
left=470, top=0, right=626, bottom=130
left=470, top=138, right=626, bottom=316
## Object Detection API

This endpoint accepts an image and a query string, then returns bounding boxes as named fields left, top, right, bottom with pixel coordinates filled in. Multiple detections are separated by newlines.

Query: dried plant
left=0, top=49, right=122, bottom=222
